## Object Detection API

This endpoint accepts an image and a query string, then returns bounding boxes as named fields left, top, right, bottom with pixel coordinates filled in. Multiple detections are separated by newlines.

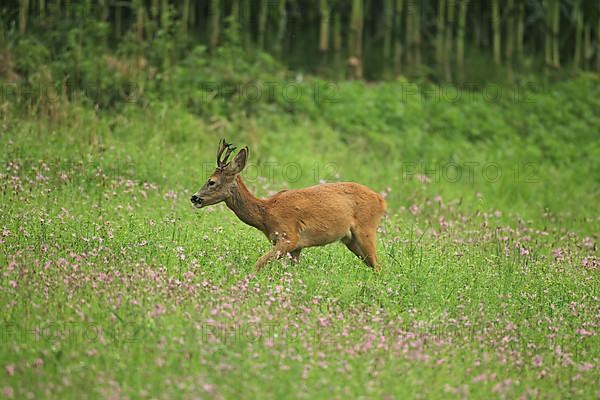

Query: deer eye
left=208, top=180, right=216, bottom=186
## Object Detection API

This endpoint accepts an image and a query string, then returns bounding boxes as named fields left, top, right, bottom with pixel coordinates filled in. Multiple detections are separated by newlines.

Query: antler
left=216, top=139, right=236, bottom=169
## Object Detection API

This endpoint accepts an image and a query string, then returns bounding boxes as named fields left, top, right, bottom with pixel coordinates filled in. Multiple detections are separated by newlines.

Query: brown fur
left=192, top=141, right=387, bottom=272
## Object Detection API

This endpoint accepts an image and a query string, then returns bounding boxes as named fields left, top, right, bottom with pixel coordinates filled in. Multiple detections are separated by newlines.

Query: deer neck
left=225, top=175, right=267, bottom=232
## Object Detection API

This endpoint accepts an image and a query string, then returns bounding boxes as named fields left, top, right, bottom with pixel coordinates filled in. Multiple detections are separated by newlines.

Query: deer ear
left=229, top=147, right=248, bottom=174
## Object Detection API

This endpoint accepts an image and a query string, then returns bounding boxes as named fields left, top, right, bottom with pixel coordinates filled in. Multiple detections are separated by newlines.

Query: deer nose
left=191, top=195, right=199, bottom=203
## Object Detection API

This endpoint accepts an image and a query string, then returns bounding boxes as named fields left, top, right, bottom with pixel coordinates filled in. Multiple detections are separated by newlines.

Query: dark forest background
left=2, top=0, right=599, bottom=85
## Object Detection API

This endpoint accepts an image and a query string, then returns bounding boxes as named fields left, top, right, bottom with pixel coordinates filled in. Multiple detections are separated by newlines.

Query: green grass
left=0, top=76, right=599, bottom=399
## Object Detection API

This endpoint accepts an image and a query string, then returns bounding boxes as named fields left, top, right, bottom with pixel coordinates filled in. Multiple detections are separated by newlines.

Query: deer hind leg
left=255, top=235, right=299, bottom=272
left=345, top=227, right=380, bottom=272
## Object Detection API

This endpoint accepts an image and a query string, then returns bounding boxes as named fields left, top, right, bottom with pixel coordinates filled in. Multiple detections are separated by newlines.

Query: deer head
left=190, top=139, right=248, bottom=208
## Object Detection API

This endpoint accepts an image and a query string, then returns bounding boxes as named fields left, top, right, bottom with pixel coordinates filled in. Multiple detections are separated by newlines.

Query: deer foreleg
left=254, top=237, right=299, bottom=272
left=255, top=249, right=277, bottom=271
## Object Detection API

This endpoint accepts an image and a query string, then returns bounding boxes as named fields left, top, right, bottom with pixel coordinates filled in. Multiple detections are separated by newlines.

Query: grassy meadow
left=0, top=72, right=599, bottom=399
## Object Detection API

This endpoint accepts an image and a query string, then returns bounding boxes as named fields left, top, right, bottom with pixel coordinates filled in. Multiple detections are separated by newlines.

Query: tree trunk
left=160, top=0, right=169, bottom=30
left=135, top=0, right=145, bottom=42
left=481, top=0, right=489, bottom=48
left=444, top=0, right=456, bottom=80
left=516, top=1, right=525, bottom=60
left=151, top=0, right=159, bottom=22
left=189, top=0, right=195, bottom=27
left=405, top=0, right=414, bottom=65
left=349, top=0, right=364, bottom=79
left=583, top=24, right=591, bottom=70
left=19, top=0, right=29, bottom=34
left=65, top=0, right=71, bottom=20
left=99, top=0, right=109, bottom=21
left=383, top=0, right=393, bottom=66
left=413, top=0, right=421, bottom=66
left=274, top=0, right=287, bottom=57
left=235, top=0, right=250, bottom=49
left=332, top=7, right=342, bottom=78
left=473, top=0, right=481, bottom=47
left=505, top=0, right=515, bottom=63
left=573, top=3, right=583, bottom=69
left=181, top=0, right=190, bottom=34
left=492, top=0, right=501, bottom=65
left=209, top=0, right=220, bottom=52
left=457, top=0, right=469, bottom=71
left=545, top=0, right=552, bottom=69
left=552, top=0, right=560, bottom=68
left=116, top=1, right=122, bottom=38
left=258, top=0, right=268, bottom=49
left=393, top=0, right=404, bottom=74
left=319, top=0, right=330, bottom=52
left=436, top=0, right=446, bottom=67
left=597, top=15, right=600, bottom=73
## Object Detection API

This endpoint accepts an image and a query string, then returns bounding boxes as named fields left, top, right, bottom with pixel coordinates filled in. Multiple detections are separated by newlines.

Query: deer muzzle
left=190, top=194, right=203, bottom=207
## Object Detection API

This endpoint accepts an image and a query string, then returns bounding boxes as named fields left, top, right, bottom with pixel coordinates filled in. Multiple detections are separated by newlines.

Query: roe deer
left=190, top=140, right=387, bottom=272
